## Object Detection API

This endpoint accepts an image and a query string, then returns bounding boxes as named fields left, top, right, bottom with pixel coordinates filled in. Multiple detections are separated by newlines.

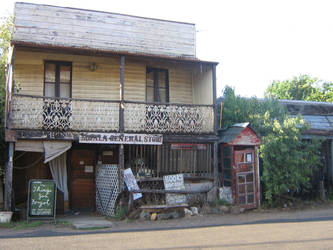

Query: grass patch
left=0, top=221, right=44, bottom=230
left=0, top=222, right=15, bottom=229
left=209, top=198, right=230, bottom=207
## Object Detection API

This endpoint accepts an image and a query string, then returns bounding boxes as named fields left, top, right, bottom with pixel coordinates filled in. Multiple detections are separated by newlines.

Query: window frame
left=146, top=67, right=169, bottom=103
left=43, top=60, right=73, bottom=98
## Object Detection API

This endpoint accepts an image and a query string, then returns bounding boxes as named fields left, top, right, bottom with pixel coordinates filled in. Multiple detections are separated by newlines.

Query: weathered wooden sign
left=163, top=174, right=187, bottom=205
left=124, top=168, right=142, bottom=200
left=79, top=133, right=163, bottom=145
left=27, top=179, right=57, bottom=223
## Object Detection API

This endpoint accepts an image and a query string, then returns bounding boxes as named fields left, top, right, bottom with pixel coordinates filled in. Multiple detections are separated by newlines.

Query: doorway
left=234, top=149, right=257, bottom=208
left=70, top=149, right=96, bottom=210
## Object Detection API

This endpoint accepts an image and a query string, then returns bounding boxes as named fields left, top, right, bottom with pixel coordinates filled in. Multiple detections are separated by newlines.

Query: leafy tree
left=0, top=16, right=13, bottom=178
left=265, top=75, right=333, bottom=102
left=259, top=113, right=321, bottom=205
left=220, top=85, right=286, bottom=136
left=219, top=86, right=322, bottom=205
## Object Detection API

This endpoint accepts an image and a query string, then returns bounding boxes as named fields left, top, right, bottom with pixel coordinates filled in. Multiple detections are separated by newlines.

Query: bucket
left=0, top=211, right=13, bottom=223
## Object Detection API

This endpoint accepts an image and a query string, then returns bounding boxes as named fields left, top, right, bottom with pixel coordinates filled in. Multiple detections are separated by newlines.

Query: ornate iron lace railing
left=124, top=102, right=214, bottom=134
left=10, top=94, right=120, bottom=132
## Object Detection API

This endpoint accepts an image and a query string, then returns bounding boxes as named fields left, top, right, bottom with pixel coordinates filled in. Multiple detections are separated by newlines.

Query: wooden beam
left=119, top=55, right=125, bottom=133
left=213, top=142, right=218, bottom=187
left=212, top=64, right=218, bottom=133
left=164, top=134, right=218, bottom=143
left=119, top=56, right=125, bottom=192
left=4, top=142, right=14, bottom=211
left=131, top=187, right=212, bottom=194
left=212, top=65, right=219, bottom=187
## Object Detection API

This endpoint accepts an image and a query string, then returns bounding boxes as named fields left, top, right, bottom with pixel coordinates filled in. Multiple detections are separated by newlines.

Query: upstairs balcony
left=9, top=94, right=214, bottom=135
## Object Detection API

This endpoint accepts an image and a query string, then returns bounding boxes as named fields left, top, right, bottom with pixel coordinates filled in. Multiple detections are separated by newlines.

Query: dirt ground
left=1, top=201, right=333, bottom=238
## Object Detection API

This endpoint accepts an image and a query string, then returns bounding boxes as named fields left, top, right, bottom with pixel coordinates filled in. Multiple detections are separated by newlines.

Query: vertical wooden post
left=4, top=142, right=14, bottom=211
left=119, top=55, right=125, bottom=133
left=213, top=142, right=218, bottom=187
left=119, top=55, right=125, bottom=190
left=212, top=64, right=219, bottom=187
left=212, top=64, right=217, bottom=133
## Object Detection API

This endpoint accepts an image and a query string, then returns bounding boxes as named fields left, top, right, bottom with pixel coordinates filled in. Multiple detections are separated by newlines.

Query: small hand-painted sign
left=124, top=168, right=142, bottom=200
left=163, top=174, right=187, bottom=205
left=27, top=179, right=57, bottom=223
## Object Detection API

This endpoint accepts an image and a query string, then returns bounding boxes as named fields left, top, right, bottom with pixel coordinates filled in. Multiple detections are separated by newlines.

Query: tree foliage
left=0, top=16, right=13, bottom=177
left=265, top=75, right=333, bottom=102
left=259, top=113, right=321, bottom=205
left=219, top=86, right=322, bottom=205
left=220, top=85, right=286, bottom=136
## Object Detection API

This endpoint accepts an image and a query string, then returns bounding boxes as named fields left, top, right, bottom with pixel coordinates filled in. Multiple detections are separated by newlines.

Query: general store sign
left=79, top=133, right=163, bottom=145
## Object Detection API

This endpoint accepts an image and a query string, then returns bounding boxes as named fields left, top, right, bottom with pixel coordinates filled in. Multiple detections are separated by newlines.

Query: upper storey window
left=146, top=67, right=169, bottom=103
left=44, top=61, right=72, bottom=98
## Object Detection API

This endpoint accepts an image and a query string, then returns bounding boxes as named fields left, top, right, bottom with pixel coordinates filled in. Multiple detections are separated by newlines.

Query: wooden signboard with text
left=27, top=179, right=57, bottom=223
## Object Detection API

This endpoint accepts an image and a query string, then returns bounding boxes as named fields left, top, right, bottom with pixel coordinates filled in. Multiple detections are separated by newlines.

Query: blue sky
left=2, top=0, right=333, bottom=98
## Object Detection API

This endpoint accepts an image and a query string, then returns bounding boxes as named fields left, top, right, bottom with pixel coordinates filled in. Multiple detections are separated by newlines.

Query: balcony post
left=212, top=64, right=219, bottom=187
left=119, top=55, right=125, bottom=187
left=119, top=55, right=125, bottom=132
left=4, top=142, right=14, bottom=211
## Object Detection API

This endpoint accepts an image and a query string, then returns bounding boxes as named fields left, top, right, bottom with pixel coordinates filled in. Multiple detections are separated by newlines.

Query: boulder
left=184, top=208, right=193, bottom=216
left=230, top=206, right=245, bottom=214
left=218, top=205, right=230, bottom=213
left=139, top=211, right=151, bottom=220
left=207, top=187, right=218, bottom=202
left=190, top=207, right=199, bottom=216
left=150, top=213, right=158, bottom=221
left=128, top=209, right=141, bottom=219
left=157, top=211, right=181, bottom=220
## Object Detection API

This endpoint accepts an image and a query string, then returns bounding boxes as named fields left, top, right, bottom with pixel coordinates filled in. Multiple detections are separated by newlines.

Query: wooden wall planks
left=13, top=3, right=196, bottom=58
left=14, top=48, right=196, bottom=104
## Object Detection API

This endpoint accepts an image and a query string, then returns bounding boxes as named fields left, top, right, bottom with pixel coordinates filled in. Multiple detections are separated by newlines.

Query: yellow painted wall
left=14, top=48, right=212, bottom=104
left=14, top=48, right=120, bottom=100
left=193, top=65, right=213, bottom=105
left=124, top=59, right=146, bottom=101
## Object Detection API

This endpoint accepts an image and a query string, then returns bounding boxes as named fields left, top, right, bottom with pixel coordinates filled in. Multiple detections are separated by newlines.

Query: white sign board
left=79, top=133, right=163, bottom=145
left=219, top=187, right=233, bottom=204
left=163, top=174, right=187, bottom=205
left=124, top=168, right=142, bottom=200
left=84, top=165, right=94, bottom=173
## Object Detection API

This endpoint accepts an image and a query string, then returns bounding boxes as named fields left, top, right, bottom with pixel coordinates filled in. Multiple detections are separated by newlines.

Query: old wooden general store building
left=4, top=2, right=218, bottom=214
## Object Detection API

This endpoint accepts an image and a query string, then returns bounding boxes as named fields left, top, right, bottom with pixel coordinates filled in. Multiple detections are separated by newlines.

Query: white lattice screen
left=96, top=164, right=120, bottom=217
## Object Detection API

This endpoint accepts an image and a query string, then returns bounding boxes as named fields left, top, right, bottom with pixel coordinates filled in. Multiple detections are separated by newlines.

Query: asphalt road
left=2, top=219, right=333, bottom=249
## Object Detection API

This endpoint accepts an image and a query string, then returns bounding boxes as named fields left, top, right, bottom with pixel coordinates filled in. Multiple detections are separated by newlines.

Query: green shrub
left=114, top=205, right=128, bottom=220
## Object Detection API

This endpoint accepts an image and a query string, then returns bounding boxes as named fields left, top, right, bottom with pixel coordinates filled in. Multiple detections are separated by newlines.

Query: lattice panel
left=96, top=164, right=120, bottom=217
left=71, top=100, right=119, bottom=131
left=10, top=95, right=119, bottom=132
left=43, top=99, right=72, bottom=130
left=11, top=95, right=44, bottom=129
left=124, top=103, right=214, bottom=134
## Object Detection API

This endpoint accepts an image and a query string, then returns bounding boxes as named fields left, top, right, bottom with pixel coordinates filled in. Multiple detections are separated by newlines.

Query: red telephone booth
left=218, top=123, right=261, bottom=209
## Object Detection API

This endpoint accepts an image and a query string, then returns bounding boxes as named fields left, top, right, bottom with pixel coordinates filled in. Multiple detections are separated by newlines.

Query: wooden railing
left=10, top=95, right=214, bottom=134
left=124, top=101, right=214, bottom=134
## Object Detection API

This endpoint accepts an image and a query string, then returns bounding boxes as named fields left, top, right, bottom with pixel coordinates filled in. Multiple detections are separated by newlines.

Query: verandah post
left=4, top=142, right=14, bottom=211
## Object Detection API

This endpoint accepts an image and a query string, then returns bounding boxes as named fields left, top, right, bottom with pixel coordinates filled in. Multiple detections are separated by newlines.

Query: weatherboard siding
left=13, top=2, right=196, bottom=59
left=14, top=49, right=121, bottom=100
left=14, top=49, right=195, bottom=103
